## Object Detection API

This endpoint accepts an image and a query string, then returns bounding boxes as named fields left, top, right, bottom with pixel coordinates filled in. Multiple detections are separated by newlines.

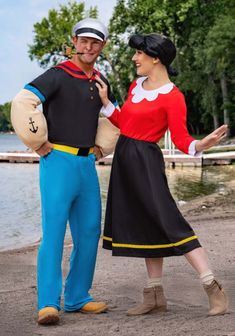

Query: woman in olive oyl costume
left=96, top=33, right=228, bottom=316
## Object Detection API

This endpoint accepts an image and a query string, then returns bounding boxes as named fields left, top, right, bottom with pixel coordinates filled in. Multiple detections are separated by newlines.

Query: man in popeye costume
left=11, top=18, right=119, bottom=325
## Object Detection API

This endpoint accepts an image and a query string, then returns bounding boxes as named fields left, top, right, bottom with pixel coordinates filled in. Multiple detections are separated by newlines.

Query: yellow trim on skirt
left=102, top=235, right=198, bottom=249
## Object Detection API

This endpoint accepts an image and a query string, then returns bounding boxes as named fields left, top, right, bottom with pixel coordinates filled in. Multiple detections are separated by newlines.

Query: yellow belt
left=53, top=143, right=94, bottom=156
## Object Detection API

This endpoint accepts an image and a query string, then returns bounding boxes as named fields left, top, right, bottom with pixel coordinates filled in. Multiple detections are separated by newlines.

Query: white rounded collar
left=131, top=77, right=174, bottom=103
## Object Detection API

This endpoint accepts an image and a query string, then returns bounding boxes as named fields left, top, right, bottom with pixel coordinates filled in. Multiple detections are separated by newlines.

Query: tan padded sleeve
left=11, top=89, right=48, bottom=150
left=95, top=117, right=120, bottom=156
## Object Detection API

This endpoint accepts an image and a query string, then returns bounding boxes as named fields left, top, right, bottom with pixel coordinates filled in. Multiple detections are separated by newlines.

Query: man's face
left=72, top=36, right=105, bottom=64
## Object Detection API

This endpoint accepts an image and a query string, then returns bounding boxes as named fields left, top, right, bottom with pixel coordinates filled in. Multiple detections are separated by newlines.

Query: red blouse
left=107, top=77, right=195, bottom=154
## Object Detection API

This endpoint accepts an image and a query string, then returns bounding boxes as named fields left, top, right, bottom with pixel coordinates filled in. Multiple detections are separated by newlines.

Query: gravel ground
left=0, top=186, right=234, bottom=336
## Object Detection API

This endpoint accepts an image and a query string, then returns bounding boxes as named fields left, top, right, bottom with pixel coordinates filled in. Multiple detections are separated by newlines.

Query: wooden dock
left=98, top=153, right=203, bottom=167
left=98, top=151, right=235, bottom=167
left=202, top=151, right=235, bottom=166
left=0, top=151, right=235, bottom=167
left=0, top=152, right=39, bottom=163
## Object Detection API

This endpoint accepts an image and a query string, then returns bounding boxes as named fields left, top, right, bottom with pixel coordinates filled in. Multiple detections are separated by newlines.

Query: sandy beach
left=0, top=182, right=234, bottom=336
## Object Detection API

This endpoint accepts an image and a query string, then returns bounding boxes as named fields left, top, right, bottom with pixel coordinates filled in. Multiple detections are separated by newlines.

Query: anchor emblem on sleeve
left=29, top=117, right=38, bottom=133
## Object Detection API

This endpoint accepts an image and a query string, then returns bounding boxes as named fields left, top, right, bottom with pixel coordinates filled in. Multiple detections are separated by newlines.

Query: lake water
left=0, top=133, right=27, bottom=152
left=0, top=133, right=234, bottom=251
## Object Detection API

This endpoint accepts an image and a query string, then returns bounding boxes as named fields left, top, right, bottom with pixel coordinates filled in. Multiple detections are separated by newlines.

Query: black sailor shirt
left=25, top=60, right=116, bottom=148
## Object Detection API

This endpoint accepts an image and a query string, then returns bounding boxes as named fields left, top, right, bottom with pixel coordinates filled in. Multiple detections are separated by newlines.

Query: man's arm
left=11, top=89, right=48, bottom=151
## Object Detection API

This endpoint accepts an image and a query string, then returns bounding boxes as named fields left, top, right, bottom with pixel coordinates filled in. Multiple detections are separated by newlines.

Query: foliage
left=28, top=1, right=98, bottom=68
left=23, top=0, right=235, bottom=136
left=0, top=102, right=13, bottom=132
left=106, top=0, right=235, bottom=135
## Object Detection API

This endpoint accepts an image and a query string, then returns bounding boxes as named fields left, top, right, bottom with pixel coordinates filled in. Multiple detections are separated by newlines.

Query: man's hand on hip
left=35, top=141, right=53, bottom=157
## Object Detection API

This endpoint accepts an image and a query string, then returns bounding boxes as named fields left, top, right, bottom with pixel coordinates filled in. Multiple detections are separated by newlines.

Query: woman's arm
left=167, top=91, right=227, bottom=154
left=167, top=92, right=195, bottom=154
left=95, top=75, right=121, bottom=128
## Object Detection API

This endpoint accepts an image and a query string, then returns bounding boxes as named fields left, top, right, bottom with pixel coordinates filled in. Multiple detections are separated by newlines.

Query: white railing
left=164, top=129, right=175, bottom=155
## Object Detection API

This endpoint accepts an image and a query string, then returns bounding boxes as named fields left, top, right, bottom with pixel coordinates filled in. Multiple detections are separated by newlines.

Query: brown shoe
left=203, top=280, right=228, bottom=316
left=80, top=301, right=107, bottom=314
left=37, top=307, right=59, bottom=325
left=127, top=286, right=167, bottom=316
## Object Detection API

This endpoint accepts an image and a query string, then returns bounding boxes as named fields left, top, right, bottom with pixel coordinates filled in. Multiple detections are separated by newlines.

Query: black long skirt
left=102, top=135, right=201, bottom=258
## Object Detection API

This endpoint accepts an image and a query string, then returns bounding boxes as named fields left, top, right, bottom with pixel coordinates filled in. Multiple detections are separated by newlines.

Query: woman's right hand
left=195, top=124, right=228, bottom=152
left=95, top=75, right=110, bottom=107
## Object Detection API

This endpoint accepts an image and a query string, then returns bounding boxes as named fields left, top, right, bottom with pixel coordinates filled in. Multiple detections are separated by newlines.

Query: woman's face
left=132, top=50, right=156, bottom=76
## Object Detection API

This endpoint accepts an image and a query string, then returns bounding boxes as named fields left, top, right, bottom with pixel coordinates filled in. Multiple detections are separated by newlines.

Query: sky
left=0, top=0, right=117, bottom=104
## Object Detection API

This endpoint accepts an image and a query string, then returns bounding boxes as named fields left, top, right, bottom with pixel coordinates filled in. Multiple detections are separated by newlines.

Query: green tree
left=28, top=1, right=98, bottom=68
left=106, top=0, right=200, bottom=102
left=0, top=102, right=12, bottom=132
left=106, top=0, right=235, bottom=135
left=27, top=0, right=235, bottom=135
left=203, top=12, right=235, bottom=134
left=187, top=1, right=235, bottom=134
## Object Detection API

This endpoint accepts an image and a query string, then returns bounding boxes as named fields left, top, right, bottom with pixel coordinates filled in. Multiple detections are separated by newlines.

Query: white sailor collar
left=131, top=77, right=174, bottom=103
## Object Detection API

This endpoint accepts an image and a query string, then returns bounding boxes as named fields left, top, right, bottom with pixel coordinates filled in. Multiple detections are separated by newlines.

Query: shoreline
left=2, top=163, right=234, bottom=254
left=1, top=180, right=235, bottom=255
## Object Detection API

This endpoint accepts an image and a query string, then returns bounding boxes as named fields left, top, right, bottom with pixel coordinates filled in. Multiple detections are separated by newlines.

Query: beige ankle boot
left=127, top=286, right=167, bottom=316
left=203, top=280, right=228, bottom=316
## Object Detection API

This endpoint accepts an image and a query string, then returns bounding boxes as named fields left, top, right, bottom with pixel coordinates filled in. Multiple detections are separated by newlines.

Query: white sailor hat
left=72, top=18, right=108, bottom=42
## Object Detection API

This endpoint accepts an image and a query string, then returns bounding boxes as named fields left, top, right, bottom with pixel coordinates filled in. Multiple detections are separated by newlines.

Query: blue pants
left=38, top=150, right=101, bottom=311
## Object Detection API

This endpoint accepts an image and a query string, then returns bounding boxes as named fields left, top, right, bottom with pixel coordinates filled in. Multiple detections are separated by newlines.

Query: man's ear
left=71, top=36, right=77, bottom=46
left=102, top=40, right=107, bottom=49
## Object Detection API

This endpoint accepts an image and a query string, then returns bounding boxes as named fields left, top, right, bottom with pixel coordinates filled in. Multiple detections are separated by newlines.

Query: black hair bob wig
left=129, top=33, right=178, bottom=76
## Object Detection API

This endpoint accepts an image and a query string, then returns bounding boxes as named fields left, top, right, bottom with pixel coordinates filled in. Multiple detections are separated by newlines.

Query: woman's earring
left=153, top=59, right=158, bottom=64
